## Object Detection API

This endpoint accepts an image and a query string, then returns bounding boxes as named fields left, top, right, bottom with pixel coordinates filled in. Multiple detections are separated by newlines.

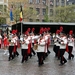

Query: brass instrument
left=33, top=44, right=38, bottom=50
left=8, top=39, right=14, bottom=45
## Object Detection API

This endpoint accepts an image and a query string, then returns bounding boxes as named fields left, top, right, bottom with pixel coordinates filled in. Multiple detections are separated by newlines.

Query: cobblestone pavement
left=0, top=46, right=75, bottom=75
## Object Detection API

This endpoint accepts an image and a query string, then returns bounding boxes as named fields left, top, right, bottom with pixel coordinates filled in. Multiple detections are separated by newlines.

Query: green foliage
left=13, top=8, right=20, bottom=23
left=23, top=7, right=37, bottom=19
left=55, top=5, right=75, bottom=22
left=44, top=6, right=50, bottom=22
left=0, top=17, right=6, bottom=24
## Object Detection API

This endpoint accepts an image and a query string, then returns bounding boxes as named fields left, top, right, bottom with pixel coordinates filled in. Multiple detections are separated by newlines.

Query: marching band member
left=43, top=27, right=51, bottom=57
left=33, top=34, right=40, bottom=51
left=30, top=28, right=36, bottom=55
left=45, top=27, right=51, bottom=55
left=67, top=30, right=74, bottom=60
left=27, top=31, right=32, bottom=58
left=20, top=34, right=29, bottom=63
left=37, top=34, right=47, bottom=66
left=43, top=31, right=48, bottom=59
left=13, top=34, right=19, bottom=57
left=12, top=30, right=19, bottom=58
left=59, top=32, right=67, bottom=66
left=53, top=30, right=60, bottom=59
left=8, top=35, right=15, bottom=61
left=3, top=33, right=9, bottom=55
left=0, top=34, right=2, bottom=48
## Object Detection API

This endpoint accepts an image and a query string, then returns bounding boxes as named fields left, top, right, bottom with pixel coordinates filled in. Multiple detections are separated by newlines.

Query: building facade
left=67, top=0, right=75, bottom=5
left=0, top=0, right=8, bottom=15
left=2, top=0, right=75, bottom=25
left=0, top=0, right=8, bottom=24
left=7, top=0, right=68, bottom=23
left=28, top=0, right=67, bottom=22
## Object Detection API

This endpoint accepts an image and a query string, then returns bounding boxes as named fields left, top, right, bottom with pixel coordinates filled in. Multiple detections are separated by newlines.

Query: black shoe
left=41, top=62, right=44, bottom=65
left=57, top=58, right=60, bottom=60
left=38, top=64, right=42, bottom=67
left=8, top=58, right=10, bottom=61
left=17, top=54, right=19, bottom=57
left=30, top=55, right=32, bottom=58
left=68, top=58, right=71, bottom=60
left=48, top=50, right=51, bottom=54
left=55, top=54, right=57, bottom=58
left=34, top=53, right=36, bottom=56
left=12, top=56, right=14, bottom=60
left=64, top=60, right=67, bottom=64
left=59, top=63, right=64, bottom=66
left=72, top=55, right=74, bottom=59
left=21, top=60, right=24, bottom=63
left=25, top=57, right=28, bottom=62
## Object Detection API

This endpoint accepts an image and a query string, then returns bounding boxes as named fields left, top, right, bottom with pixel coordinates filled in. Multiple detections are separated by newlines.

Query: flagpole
left=21, top=21, right=23, bottom=36
left=20, top=5, right=23, bottom=36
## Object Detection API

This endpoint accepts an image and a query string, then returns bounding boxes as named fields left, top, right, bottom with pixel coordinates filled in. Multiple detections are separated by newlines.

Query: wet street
left=0, top=46, right=75, bottom=75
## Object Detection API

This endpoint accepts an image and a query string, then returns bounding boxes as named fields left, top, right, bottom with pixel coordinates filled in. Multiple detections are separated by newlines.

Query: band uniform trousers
left=13, top=45, right=19, bottom=57
left=37, top=52, right=44, bottom=65
left=68, top=46, right=74, bottom=59
left=60, top=49, right=67, bottom=64
left=8, top=46, right=14, bottom=60
left=21, top=49, right=28, bottom=63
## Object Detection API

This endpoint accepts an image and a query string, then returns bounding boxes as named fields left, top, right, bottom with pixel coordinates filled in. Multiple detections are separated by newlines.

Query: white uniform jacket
left=21, top=39, right=29, bottom=49
left=37, top=38, right=47, bottom=52
left=9, top=38, right=15, bottom=46
left=59, top=36, right=67, bottom=49
left=68, top=38, right=74, bottom=47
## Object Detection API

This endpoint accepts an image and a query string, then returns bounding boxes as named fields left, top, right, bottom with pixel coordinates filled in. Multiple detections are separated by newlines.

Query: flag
left=20, top=5, right=23, bottom=21
left=10, top=8, right=13, bottom=21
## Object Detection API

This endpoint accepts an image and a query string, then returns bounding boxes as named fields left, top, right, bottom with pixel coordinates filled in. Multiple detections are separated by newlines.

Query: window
left=50, top=0, right=54, bottom=7
left=36, top=8, right=40, bottom=15
left=61, top=0, right=65, bottom=2
left=61, top=2, right=64, bottom=6
left=29, top=19, right=33, bottom=22
left=29, top=7, right=33, bottom=11
left=68, top=2, right=73, bottom=5
left=29, top=0, right=33, bottom=4
left=50, top=20, right=53, bottom=22
left=4, top=5, right=7, bottom=12
left=50, top=9, right=53, bottom=16
left=36, top=19, right=39, bottom=22
left=56, top=0, right=59, bottom=6
left=61, top=0, right=65, bottom=6
left=36, top=0, right=40, bottom=4
left=42, top=19, right=45, bottom=22
left=0, top=5, right=3, bottom=12
left=42, top=0, right=46, bottom=5
left=42, top=8, right=46, bottom=15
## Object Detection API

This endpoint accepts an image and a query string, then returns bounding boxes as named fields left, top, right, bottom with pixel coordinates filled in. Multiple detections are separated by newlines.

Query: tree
left=55, top=5, right=75, bottom=22
left=44, top=6, right=50, bottom=22
left=23, top=7, right=37, bottom=21
left=0, top=17, right=6, bottom=24
left=5, top=0, right=37, bottom=23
